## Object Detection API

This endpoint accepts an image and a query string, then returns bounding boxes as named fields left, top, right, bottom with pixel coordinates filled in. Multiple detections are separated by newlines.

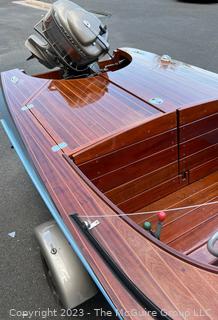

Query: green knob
left=143, top=221, right=152, bottom=231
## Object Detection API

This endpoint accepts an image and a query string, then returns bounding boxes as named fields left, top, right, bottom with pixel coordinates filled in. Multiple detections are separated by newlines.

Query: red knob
left=157, top=211, right=166, bottom=222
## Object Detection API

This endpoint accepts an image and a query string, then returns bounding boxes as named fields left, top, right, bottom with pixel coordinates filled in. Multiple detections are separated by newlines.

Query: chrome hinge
left=51, top=142, right=68, bottom=152
left=21, top=103, right=34, bottom=111
left=84, top=220, right=100, bottom=230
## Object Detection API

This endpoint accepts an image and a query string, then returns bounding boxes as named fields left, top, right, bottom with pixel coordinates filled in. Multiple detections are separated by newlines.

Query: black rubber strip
left=70, top=213, right=173, bottom=320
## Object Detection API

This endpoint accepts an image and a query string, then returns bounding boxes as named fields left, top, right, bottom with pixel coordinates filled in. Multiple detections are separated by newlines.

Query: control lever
left=143, top=211, right=166, bottom=240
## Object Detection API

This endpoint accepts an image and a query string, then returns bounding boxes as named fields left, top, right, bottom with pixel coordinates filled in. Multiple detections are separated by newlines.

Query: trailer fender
left=35, top=220, right=98, bottom=309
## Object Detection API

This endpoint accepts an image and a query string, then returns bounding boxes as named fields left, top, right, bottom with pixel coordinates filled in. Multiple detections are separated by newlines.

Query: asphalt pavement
left=1, top=0, right=218, bottom=319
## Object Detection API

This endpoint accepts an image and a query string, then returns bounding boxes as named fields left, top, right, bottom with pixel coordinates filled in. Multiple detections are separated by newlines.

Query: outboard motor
left=25, top=0, right=110, bottom=78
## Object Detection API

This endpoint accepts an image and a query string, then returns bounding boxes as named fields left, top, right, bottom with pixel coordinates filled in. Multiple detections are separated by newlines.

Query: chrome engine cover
left=25, top=0, right=109, bottom=73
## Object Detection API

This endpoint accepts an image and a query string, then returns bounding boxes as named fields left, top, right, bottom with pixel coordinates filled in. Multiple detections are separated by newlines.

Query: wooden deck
left=1, top=48, right=218, bottom=319
left=137, top=172, right=218, bottom=265
left=104, top=48, right=218, bottom=113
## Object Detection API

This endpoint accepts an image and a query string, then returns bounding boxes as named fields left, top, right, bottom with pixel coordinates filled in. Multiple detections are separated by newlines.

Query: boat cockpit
left=71, top=105, right=218, bottom=267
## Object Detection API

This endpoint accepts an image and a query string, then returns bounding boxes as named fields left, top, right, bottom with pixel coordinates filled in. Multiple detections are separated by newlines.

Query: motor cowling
left=25, top=0, right=110, bottom=75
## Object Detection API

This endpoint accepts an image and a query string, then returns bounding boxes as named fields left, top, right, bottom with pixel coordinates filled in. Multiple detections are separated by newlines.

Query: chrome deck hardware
left=21, top=103, right=34, bottom=111
left=51, top=142, right=68, bottom=152
left=84, top=220, right=100, bottom=230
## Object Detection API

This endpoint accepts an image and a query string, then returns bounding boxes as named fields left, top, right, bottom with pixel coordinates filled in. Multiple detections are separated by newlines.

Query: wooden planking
left=149, top=186, right=218, bottom=232
left=1, top=71, right=73, bottom=153
left=1, top=69, right=50, bottom=106
left=178, top=102, right=218, bottom=177
left=35, top=70, right=160, bottom=147
left=78, top=98, right=217, bottom=216
left=137, top=171, right=218, bottom=226
left=3, top=68, right=161, bottom=152
left=73, top=112, right=176, bottom=164
left=33, top=78, right=158, bottom=149
left=157, top=248, right=218, bottom=320
left=179, top=100, right=218, bottom=125
left=1, top=72, right=174, bottom=315
left=189, top=157, right=218, bottom=183
left=79, top=129, right=177, bottom=180
left=2, top=56, right=218, bottom=318
left=102, top=49, right=218, bottom=113
left=180, top=129, right=218, bottom=158
left=106, top=162, right=178, bottom=204
left=169, top=215, right=218, bottom=254
left=93, top=145, right=178, bottom=192
left=180, top=113, right=218, bottom=142
left=118, top=175, right=187, bottom=213
left=69, top=152, right=218, bottom=274
left=47, top=81, right=121, bottom=136
left=147, top=180, right=218, bottom=256
left=93, top=214, right=218, bottom=319
left=79, top=119, right=178, bottom=214
left=106, top=63, right=218, bottom=113
left=188, top=243, right=218, bottom=266
left=162, top=196, right=218, bottom=244
left=53, top=77, right=158, bottom=127
left=2, top=89, right=190, bottom=318
left=110, top=214, right=218, bottom=319
left=181, top=144, right=218, bottom=171
left=1, top=79, right=156, bottom=318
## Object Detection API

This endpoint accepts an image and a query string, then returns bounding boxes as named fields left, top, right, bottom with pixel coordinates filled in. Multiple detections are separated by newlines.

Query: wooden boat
left=0, top=1, right=217, bottom=319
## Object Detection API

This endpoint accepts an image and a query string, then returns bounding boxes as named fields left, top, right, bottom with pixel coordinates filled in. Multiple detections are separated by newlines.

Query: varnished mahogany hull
left=1, top=48, right=218, bottom=319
